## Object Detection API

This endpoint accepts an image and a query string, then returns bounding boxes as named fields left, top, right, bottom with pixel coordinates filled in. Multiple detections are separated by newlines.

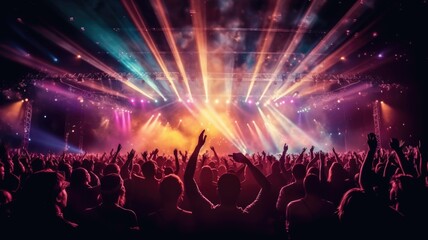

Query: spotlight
left=140, top=99, right=144, bottom=103
left=226, top=100, right=230, bottom=104
left=154, top=99, right=158, bottom=103
left=215, top=99, right=219, bottom=104
left=76, top=54, right=82, bottom=59
left=131, top=99, right=135, bottom=103
left=24, top=98, right=28, bottom=102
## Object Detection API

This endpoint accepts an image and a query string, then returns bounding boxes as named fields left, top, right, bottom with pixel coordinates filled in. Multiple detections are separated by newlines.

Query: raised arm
left=310, top=146, right=314, bottom=160
left=111, top=144, right=122, bottom=163
left=120, top=149, right=135, bottom=180
left=279, top=143, right=288, bottom=174
left=296, top=147, right=307, bottom=163
left=210, top=146, right=220, bottom=165
left=173, top=149, right=180, bottom=175
left=184, top=130, right=213, bottom=209
left=319, top=151, right=326, bottom=183
left=332, top=147, right=342, bottom=164
left=390, top=138, right=417, bottom=176
left=231, top=153, right=270, bottom=190
left=359, top=133, right=377, bottom=192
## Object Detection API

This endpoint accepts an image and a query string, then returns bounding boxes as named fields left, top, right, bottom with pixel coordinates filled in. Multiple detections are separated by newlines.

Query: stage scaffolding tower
left=373, top=101, right=381, bottom=148
left=22, top=101, right=32, bottom=150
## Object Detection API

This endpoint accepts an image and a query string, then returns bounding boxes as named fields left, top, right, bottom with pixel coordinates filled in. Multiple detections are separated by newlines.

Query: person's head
left=327, top=162, right=346, bottom=183
left=31, top=158, right=45, bottom=173
left=57, top=162, right=72, bottom=181
left=141, top=161, right=156, bottom=178
left=217, top=165, right=227, bottom=178
left=217, top=173, right=241, bottom=206
left=271, top=161, right=281, bottom=175
left=389, top=174, right=417, bottom=208
left=132, top=164, right=141, bottom=175
left=208, top=161, right=216, bottom=169
left=306, top=166, right=319, bottom=176
left=103, top=163, right=120, bottom=175
left=93, top=161, right=106, bottom=175
left=338, top=188, right=371, bottom=225
left=292, top=163, right=306, bottom=181
left=21, top=170, right=69, bottom=212
left=304, top=174, right=321, bottom=196
left=0, top=190, right=12, bottom=206
left=163, top=166, right=173, bottom=175
left=100, top=174, right=125, bottom=206
left=70, top=168, right=90, bottom=187
left=82, top=159, right=94, bottom=172
left=159, top=174, right=183, bottom=205
left=199, top=166, right=213, bottom=184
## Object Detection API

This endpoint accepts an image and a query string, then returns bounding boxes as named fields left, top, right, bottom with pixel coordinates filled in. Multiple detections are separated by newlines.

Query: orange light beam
left=190, top=0, right=209, bottom=101
left=258, top=0, right=326, bottom=101
left=122, top=0, right=181, bottom=100
left=245, top=0, right=285, bottom=101
left=271, top=1, right=370, bottom=100
left=275, top=19, right=380, bottom=99
left=151, top=0, right=193, bottom=100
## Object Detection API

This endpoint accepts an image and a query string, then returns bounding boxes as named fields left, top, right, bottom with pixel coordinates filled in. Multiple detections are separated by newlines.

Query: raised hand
left=173, top=148, right=178, bottom=157
left=210, top=146, right=215, bottom=151
left=128, top=149, right=136, bottom=161
left=367, top=133, right=378, bottom=151
left=142, top=151, right=148, bottom=160
left=310, top=146, right=315, bottom=153
left=283, top=143, right=289, bottom=152
left=197, top=130, right=207, bottom=147
left=390, top=138, right=404, bottom=151
left=332, top=147, right=337, bottom=153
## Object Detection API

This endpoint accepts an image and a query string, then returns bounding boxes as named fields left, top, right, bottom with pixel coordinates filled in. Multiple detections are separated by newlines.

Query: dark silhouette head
left=304, top=174, right=321, bottom=196
left=328, top=162, right=347, bottom=183
left=142, top=161, right=156, bottom=178
left=104, top=163, right=120, bottom=175
left=271, top=161, right=281, bottom=175
left=338, top=188, right=371, bottom=224
left=159, top=174, right=183, bottom=204
left=199, top=166, right=213, bottom=184
left=217, top=173, right=241, bottom=206
left=31, top=158, right=45, bottom=173
left=70, top=167, right=90, bottom=187
left=100, top=173, right=125, bottom=205
left=292, top=163, right=306, bottom=181
left=20, top=170, right=69, bottom=213
left=163, top=166, right=173, bottom=176
left=82, top=159, right=94, bottom=172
